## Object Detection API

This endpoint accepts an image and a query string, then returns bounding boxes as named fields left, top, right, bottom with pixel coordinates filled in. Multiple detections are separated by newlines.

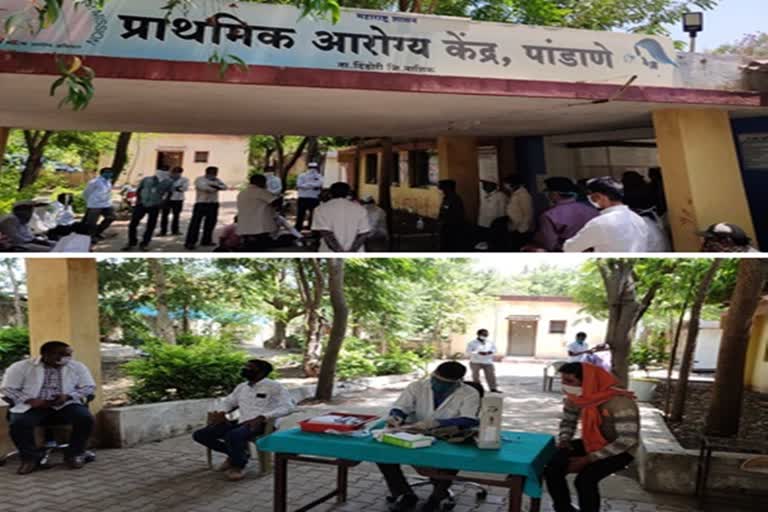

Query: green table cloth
left=258, top=428, right=557, bottom=498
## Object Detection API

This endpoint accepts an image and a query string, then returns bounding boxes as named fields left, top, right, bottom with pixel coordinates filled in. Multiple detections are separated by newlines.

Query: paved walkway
left=0, top=363, right=750, bottom=512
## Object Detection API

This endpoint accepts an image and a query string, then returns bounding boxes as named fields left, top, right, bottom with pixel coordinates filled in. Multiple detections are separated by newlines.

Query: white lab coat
left=506, top=187, right=533, bottom=233
left=392, top=378, right=480, bottom=423
left=642, top=216, right=671, bottom=252
left=563, top=205, right=649, bottom=253
left=0, top=358, right=96, bottom=413
left=478, top=191, right=509, bottom=228
left=266, top=174, right=283, bottom=195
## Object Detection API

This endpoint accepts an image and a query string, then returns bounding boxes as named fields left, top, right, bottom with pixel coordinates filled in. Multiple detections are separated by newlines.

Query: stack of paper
left=381, top=432, right=434, bottom=449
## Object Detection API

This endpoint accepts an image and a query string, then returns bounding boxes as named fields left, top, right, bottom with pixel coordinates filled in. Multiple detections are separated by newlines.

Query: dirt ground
left=651, top=381, right=768, bottom=451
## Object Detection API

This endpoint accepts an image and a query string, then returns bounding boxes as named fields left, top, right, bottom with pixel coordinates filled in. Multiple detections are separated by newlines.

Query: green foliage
left=629, top=334, right=670, bottom=371
left=50, top=56, right=96, bottom=111
left=715, top=32, right=768, bottom=59
left=504, top=263, right=578, bottom=296
left=123, top=339, right=248, bottom=403
left=0, top=327, right=30, bottom=370
left=0, top=170, right=86, bottom=215
left=336, top=337, right=428, bottom=380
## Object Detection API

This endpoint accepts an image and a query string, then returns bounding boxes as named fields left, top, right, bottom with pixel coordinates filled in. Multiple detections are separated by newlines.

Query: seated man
left=192, top=359, right=295, bottom=481
left=0, top=341, right=96, bottom=474
left=545, top=363, right=639, bottom=512
left=379, top=361, right=480, bottom=512
left=0, top=201, right=55, bottom=252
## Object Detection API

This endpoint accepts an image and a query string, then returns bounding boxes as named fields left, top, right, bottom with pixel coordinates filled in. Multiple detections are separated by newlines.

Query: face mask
left=431, top=376, right=458, bottom=395
left=57, top=356, right=72, bottom=366
left=102, top=173, right=113, bottom=181
left=478, top=336, right=487, bottom=342
left=562, top=384, right=583, bottom=396
left=588, top=197, right=602, bottom=210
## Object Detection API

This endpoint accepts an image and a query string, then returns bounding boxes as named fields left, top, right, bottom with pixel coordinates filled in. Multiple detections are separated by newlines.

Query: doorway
left=507, top=317, right=538, bottom=356
left=157, top=151, right=184, bottom=170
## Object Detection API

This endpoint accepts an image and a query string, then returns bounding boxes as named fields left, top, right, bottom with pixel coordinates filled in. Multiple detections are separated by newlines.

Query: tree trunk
left=664, top=286, right=693, bottom=417
left=111, top=132, right=133, bottom=183
left=316, top=259, right=348, bottom=401
left=704, top=259, right=768, bottom=436
left=298, top=259, right=325, bottom=377
left=19, top=130, right=53, bottom=190
left=669, top=260, right=723, bottom=422
left=148, top=259, right=176, bottom=344
left=3, top=259, right=25, bottom=327
left=181, top=304, right=191, bottom=335
left=268, top=319, right=288, bottom=349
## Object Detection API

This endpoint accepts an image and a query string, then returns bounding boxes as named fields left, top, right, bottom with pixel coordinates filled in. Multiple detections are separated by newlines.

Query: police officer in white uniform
left=563, top=177, right=649, bottom=253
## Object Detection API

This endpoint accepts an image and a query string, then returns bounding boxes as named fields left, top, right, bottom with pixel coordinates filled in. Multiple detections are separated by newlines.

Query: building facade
left=449, top=295, right=608, bottom=359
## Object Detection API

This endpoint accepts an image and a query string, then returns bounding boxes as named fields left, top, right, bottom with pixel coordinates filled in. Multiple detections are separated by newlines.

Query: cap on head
left=586, top=177, right=624, bottom=201
left=434, top=361, right=466, bottom=381
left=698, top=223, right=751, bottom=245
left=544, top=177, right=578, bottom=195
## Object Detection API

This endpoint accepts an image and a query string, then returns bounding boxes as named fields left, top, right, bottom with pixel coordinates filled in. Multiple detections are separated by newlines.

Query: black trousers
left=192, top=420, right=265, bottom=469
left=545, top=439, right=634, bottom=512
left=377, top=463, right=457, bottom=500
left=185, top=203, right=219, bottom=247
left=240, top=233, right=273, bottom=252
left=84, top=207, right=116, bottom=237
left=160, top=200, right=184, bottom=235
left=128, top=204, right=160, bottom=246
left=295, top=198, right=319, bottom=231
left=9, top=404, right=94, bottom=462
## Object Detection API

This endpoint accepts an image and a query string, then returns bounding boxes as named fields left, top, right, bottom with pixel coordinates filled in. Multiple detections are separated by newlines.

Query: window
left=409, top=150, right=430, bottom=187
left=194, top=151, right=209, bottom=163
left=365, top=153, right=378, bottom=184
left=391, top=153, right=400, bottom=185
left=549, top=320, right=567, bottom=334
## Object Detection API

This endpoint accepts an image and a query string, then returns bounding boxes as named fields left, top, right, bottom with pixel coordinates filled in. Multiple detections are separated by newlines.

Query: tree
left=1, top=258, right=25, bottom=327
left=316, top=259, right=348, bottom=400
left=295, top=259, right=326, bottom=377
left=111, top=132, right=133, bottom=182
left=505, top=263, right=579, bottom=296
left=148, top=259, right=176, bottom=344
left=19, top=130, right=53, bottom=190
left=715, top=32, right=768, bottom=59
left=669, top=259, right=722, bottom=422
left=705, top=259, right=768, bottom=437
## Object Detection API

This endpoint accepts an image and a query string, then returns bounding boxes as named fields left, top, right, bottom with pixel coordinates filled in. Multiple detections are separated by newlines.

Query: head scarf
left=564, top=363, right=635, bottom=454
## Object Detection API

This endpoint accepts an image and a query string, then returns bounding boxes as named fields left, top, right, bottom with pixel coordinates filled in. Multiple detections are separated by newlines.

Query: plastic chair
left=204, top=415, right=276, bottom=476
left=0, top=395, right=96, bottom=466
left=393, top=381, right=489, bottom=511
left=542, top=361, right=568, bottom=392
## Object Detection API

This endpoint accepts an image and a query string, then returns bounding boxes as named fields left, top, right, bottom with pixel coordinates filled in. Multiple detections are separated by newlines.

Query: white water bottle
left=416, top=217, right=424, bottom=231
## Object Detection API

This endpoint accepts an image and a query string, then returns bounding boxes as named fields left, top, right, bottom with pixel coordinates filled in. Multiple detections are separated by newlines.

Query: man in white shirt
left=466, top=329, right=500, bottom=393
left=476, top=181, right=509, bottom=250
left=236, top=174, right=279, bottom=251
left=380, top=361, right=480, bottom=512
left=82, top=167, right=116, bottom=240
left=361, top=195, right=388, bottom=251
left=566, top=332, right=591, bottom=362
left=311, top=182, right=370, bottom=252
left=0, top=201, right=54, bottom=252
left=563, top=177, right=650, bottom=253
left=185, top=166, right=228, bottom=250
left=1, top=341, right=96, bottom=474
left=295, top=162, right=324, bottom=231
left=160, top=166, right=190, bottom=237
left=502, top=176, right=534, bottom=251
left=192, top=359, right=295, bottom=481
left=264, top=166, right=283, bottom=196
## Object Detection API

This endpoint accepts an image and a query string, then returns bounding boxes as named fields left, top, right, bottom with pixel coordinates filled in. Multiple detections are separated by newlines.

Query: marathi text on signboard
left=0, top=0, right=682, bottom=87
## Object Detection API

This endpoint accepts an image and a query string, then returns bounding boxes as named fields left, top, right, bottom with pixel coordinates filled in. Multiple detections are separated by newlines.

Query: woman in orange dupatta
left=544, top=362, right=640, bottom=512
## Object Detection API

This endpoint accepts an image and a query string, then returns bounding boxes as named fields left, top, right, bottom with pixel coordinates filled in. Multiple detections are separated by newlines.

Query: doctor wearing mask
left=563, top=177, right=649, bottom=253
left=379, top=361, right=480, bottom=512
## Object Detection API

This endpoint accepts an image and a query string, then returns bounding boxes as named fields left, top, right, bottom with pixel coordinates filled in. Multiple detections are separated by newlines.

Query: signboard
left=428, top=154, right=439, bottom=185
left=738, top=133, right=768, bottom=170
left=0, top=0, right=681, bottom=86
left=399, top=153, right=409, bottom=185
left=477, top=146, right=499, bottom=183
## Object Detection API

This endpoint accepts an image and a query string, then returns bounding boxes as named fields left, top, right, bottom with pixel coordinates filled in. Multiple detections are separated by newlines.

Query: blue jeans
left=9, top=404, right=94, bottom=462
left=192, top=421, right=264, bottom=469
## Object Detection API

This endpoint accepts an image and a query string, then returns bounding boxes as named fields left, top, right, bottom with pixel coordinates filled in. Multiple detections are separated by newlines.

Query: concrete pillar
left=437, top=136, right=479, bottom=224
left=25, top=259, right=103, bottom=413
left=0, top=128, right=9, bottom=164
left=653, top=109, right=755, bottom=252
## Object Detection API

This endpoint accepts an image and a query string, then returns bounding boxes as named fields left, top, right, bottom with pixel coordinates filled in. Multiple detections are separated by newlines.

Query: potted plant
left=628, top=344, right=662, bottom=401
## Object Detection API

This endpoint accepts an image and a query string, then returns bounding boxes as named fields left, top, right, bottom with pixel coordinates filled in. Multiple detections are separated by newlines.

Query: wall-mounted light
left=683, top=12, right=704, bottom=53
